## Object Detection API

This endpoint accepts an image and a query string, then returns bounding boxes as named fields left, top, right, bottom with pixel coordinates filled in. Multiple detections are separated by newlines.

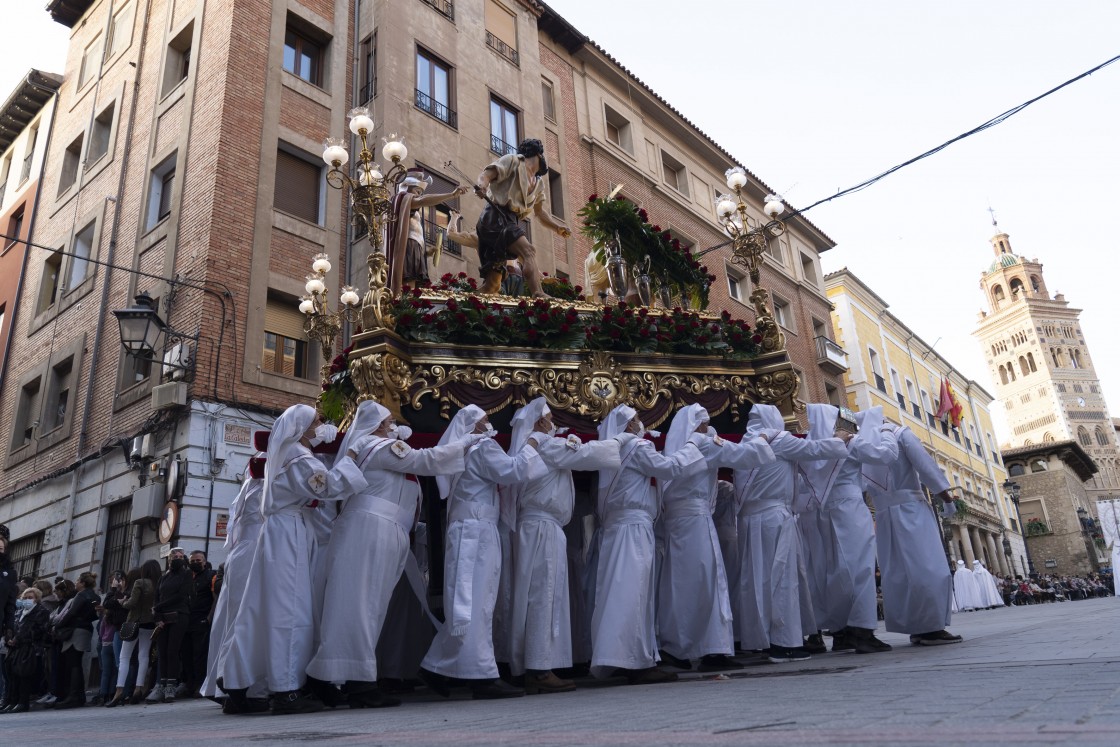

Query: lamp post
left=1003, top=478, right=1034, bottom=575
left=321, top=107, right=410, bottom=297
left=1076, top=506, right=1101, bottom=572
left=112, top=291, right=198, bottom=375
left=713, top=167, right=787, bottom=353
left=299, top=252, right=361, bottom=384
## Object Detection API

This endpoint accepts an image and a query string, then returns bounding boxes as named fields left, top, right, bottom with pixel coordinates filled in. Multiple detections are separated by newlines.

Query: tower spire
left=987, top=205, right=998, bottom=229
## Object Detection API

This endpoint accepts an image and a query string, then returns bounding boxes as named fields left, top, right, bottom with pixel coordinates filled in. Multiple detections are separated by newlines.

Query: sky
left=2, top=1, right=1118, bottom=443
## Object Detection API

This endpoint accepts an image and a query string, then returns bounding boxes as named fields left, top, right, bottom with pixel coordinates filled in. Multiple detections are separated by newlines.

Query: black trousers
left=179, top=620, right=211, bottom=688
left=156, top=617, right=188, bottom=682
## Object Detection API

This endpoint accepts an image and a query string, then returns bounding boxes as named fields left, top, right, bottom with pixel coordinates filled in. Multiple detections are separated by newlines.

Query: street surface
left=3, top=597, right=1117, bottom=746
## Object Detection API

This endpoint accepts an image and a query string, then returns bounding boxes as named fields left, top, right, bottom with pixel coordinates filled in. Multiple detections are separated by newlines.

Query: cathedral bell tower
left=973, top=227, right=1119, bottom=499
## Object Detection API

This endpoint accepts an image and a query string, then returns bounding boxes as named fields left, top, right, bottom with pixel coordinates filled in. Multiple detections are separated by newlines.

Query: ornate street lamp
left=113, top=292, right=165, bottom=356
left=1003, top=478, right=1035, bottom=575
left=714, top=167, right=787, bottom=353
left=299, top=252, right=361, bottom=384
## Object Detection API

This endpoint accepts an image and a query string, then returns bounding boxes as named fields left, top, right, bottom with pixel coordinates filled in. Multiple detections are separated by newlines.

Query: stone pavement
left=2, top=597, right=1117, bottom=746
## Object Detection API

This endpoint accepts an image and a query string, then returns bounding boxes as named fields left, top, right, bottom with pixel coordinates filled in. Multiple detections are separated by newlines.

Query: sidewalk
left=2, top=597, right=1117, bottom=746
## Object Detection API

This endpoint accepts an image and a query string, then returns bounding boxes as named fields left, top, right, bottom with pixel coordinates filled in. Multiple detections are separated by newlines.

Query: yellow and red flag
left=936, top=376, right=963, bottom=428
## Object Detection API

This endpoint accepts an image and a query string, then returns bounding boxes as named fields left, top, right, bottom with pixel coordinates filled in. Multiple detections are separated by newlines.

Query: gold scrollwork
left=361, top=251, right=397, bottom=333
left=755, top=369, right=804, bottom=414
left=350, top=351, right=413, bottom=422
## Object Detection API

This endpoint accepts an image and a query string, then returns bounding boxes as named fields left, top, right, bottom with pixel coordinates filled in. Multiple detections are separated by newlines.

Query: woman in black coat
left=147, top=550, right=193, bottom=703
left=2, top=587, right=51, bottom=712
left=51, top=572, right=100, bottom=709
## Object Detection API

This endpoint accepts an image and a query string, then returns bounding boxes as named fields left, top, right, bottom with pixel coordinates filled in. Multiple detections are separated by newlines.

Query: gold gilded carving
left=350, top=351, right=413, bottom=422
left=756, top=369, right=804, bottom=413
left=361, top=251, right=397, bottom=332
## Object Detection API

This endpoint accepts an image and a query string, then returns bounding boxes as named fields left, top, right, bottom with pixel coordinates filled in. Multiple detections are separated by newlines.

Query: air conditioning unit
left=130, top=484, right=164, bottom=523
left=162, top=342, right=192, bottom=381
left=152, top=381, right=188, bottom=410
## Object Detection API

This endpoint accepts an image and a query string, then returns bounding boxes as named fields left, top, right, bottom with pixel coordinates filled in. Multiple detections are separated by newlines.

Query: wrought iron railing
left=485, top=31, right=519, bottom=65
left=415, top=89, right=457, bottom=128
left=420, top=0, right=454, bottom=21
left=423, top=217, right=462, bottom=258
left=874, top=373, right=886, bottom=393
left=359, top=78, right=375, bottom=104
left=490, top=135, right=517, bottom=156
left=814, top=335, right=847, bottom=370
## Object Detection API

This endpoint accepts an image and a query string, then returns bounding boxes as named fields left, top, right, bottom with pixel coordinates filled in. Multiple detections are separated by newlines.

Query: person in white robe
left=220, top=404, right=367, bottom=714
left=657, top=404, right=775, bottom=671
left=712, top=480, right=739, bottom=645
left=734, top=404, right=849, bottom=663
left=952, top=560, right=983, bottom=611
left=972, top=560, right=1005, bottom=608
left=506, top=398, right=621, bottom=693
left=419, top=405, right=546, bottom=700
left=793, top=475, right=826, bottom=653
left=306, top=401, right=469, bottom=707
left=201, top=452, right=269, bottom=710
left=863, top=424, right=962, bottom=645
left=589, top=405, right=703, bottom=684
left=375, top=519, right=438, bottom=691
left=801, top=405, right=898, bottom=654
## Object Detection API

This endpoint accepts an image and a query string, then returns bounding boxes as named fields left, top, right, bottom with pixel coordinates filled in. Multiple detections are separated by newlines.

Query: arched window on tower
left=1077, top=427, right=1091, bottom=447
left=1010, top=278, right=1025, bottom=296
left=1019, top=356, right=1030, bottom=376
left=1042, top=432, right=1055, bottom=442
left=1027, top=352, right=1037, bottom=372
left=992, top=285, right=1005, bottom=307
left=999, top=240, right=1007, bottom=253
left=1071, top=349, right=1083, bottom=369
left=1008, top=363, right=1016, bottom=381
left=1097, top=427, right=1110, bottom=447
left=1030, top=275, right=1041, bottom=292
left=998, top=365, right=1008, bottom=385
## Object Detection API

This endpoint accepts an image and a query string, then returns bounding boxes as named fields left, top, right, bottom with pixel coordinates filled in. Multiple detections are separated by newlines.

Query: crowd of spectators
left=0, top=535, right=219, bottom=713
left=998, top=572, right=1114, bottom=606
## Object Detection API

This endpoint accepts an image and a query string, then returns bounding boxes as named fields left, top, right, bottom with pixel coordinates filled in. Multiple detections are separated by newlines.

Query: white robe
left=734, top=433, right=848, bottom=650
left=306, top=438, right=465, bottom=683
left=865, top=427, right=953, bottom=635
left=509, top=435, right=620, bottom=675
left=712, top=481, right=739, bottom=638
left=813, top=437, right=899, bottom=632
left=953, top=562, right=984, bottom=611
left=972, top=562, right=1005, bottom=608
left=220, top=452, right=365, bottom=692
left=657, top=434, right=774, bottom=660
left=421, top=438, right=545, bottom=680
left=590, top=435, right=702, bottom=678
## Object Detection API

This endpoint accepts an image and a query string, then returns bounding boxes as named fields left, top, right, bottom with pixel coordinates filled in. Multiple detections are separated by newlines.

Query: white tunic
left=972, top=561, right=1005, bottom=608
left=201, top=475, right=265, bottom=698
left=657, top=434, right=774, bottom=660
left=306, top=438, right=465, bottom=683
left=421, top=438, right=545, bottom=680
left=953, top=561, right=984, bottom=611
left=220, top=451, right=366, bottom=692
left=590, top=435, right=702, bottom=677
left=509, top=435, right=620, bottom=675
left=865, top=427, right=953, bottom=635
left=734, top=433, right=848, bottom=650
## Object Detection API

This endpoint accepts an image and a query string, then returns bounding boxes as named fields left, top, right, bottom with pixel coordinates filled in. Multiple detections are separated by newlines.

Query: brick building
left=0, top=0, right=847, bottom=579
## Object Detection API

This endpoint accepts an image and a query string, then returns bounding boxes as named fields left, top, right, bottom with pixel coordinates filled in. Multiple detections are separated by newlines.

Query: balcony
left=359, top=79, right=375, bottom=105
left=419, top=0, right=454, bottom=21
left=415, top=89, right=457, bottom=128
left=423, top=217, right=462, bottom=258
left=485, top=31, right=519, bottom=66
left=490, top=135, right=517, bottom=157
left=814, top=336, right=848, bottom=374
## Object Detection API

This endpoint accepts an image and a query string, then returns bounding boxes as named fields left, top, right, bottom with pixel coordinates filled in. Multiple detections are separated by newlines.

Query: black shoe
left=10, top=704, right=30, bottom=713
left=767, top=645, right=812, bottom=663
left=347, top=690, right=402, bottom=708
left=657, top=649, right=692, bottom=670
left=377, top=678, right=415, bottom=695
left=851, top=629, right=893, bottom=654
left=269, top=691, right=324, bottom=715
left=105, top=693, right=128, bottom=708
left=306, top=676, right=347, bottom=708
left=697, top=654, right=744, bottom=672
left=419, top=668, right=452, bottom=698
left=53, top=696, right=85, bottom=710
left=470, top=679, right=525, bottom=700
left=625, top=667, right=678, bottom=685
left=914, top=630, right=963, bottom=646
left=803, top=633, right=828, bottom=654
left=831, top=629, right=856, bottom=652
left=223, top=692, right=271, bottom=715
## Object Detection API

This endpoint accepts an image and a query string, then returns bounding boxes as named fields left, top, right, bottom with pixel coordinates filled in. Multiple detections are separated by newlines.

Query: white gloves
left=312, top=423, right=339, bottom=445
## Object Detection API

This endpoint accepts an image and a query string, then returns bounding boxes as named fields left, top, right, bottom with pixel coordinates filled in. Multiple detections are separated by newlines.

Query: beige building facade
left=826, top=268, right=1024, bottom=577
left=973, top=228, right=1120, bottom=511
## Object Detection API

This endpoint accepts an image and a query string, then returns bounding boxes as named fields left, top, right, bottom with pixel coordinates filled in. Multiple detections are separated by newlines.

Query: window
left=1097, top=427, right=1110, bottom=447
left=67, top=221, right=95, bottom=291
left=773, top=296, right=791, bottom=329
left=102, top=501, right=133, bottom=577
left=58, top=133, right=83, bottom=196
left=485, top=0, right=519, bottom=65
left=420, top=0, right=455, bottom=22
left=660, top=151, right=688, bottom=197
left=1078, top=427, right=1091, bottom=447
left=161, top=22, right=193, bottom=96
left=6, top=208, right=24, bottom=249
left=107, top=2, right=135, bottom=58
left=869, top=347, right=886, bottom=392
left=263, top=295, right=311, bottom=379
left=726, top=266, right=745, bottom=303
left=274, top=147, right=321, bottom=224
left=490, top=96, right=519, bottom=156
left=604, top=104, right=632, bottom=153
left=542, top=79, right=556, bottom=121
left=43, top=356, right=74, bottom=433
left=415, top=49, right=456, bottom=127
left=416, top=166, right=463, bottom=259
left=283, top=25, right=323, bottom=86
left=36, top=250, right=63, bottom=314
left=19, top=127, right=37, bottom=185
left=825, top=382, right=841, bottom=407
left=78, top=34, right=103, bottom=89
left=86, top=102, right=115, bottom=166
left=359, top=33, right=376, bottom=103
left=547, top=169, right=565, bottom=217
left=7, top=532, right=44, bottom=580
left=801, top=252, right=818, bottom=285
left=146, top=154, right=177, bottom=229
left=768, top=237, right=786, bottom=265
left=12, top=377, right=41, bottom=449
left=0, top=154, right=10, bottom=204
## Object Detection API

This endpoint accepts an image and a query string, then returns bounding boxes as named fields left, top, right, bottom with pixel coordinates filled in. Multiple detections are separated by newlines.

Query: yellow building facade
left=826, top=269, right=1027, bottom=577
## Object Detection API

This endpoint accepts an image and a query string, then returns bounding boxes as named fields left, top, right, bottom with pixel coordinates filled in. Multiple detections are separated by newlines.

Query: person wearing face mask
left=0, top=537, right=16, bottom=708
left=655, top=404, right=776, bottom=672
left=734, top=404, right=850, bottom=663
left=306, top=401, right=470, bottom=708
left=419, top=404, right=547, bottom=700
left=145, top=549, right=193, bottom=704
left=589, top=405, right=704, bottom=684
left=505, top=398, right=621, bottom=694
left=2, top=588, right=51, bottom=713
left=172, top=550, right=216, bottom=700
left=220, top=404, right=368, bottom=715
left=51, top=572, right=100, bottom=709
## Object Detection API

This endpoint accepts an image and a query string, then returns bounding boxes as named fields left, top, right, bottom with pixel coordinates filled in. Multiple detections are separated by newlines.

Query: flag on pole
left=935, top=376, right=963, bottom=428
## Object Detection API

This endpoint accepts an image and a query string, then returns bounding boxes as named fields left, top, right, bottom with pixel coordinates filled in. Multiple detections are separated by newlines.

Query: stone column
left=967, top=525, right=986, bottom=570
left=958, top=525, right=976, bottom=565
left=986, top=532, right=1007, bottom=576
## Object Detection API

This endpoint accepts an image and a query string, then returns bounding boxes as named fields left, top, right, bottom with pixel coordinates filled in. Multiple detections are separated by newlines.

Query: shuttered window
left=274, top=149, right=321, bottom=223
left=263, top=296, right=311, bottom=379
